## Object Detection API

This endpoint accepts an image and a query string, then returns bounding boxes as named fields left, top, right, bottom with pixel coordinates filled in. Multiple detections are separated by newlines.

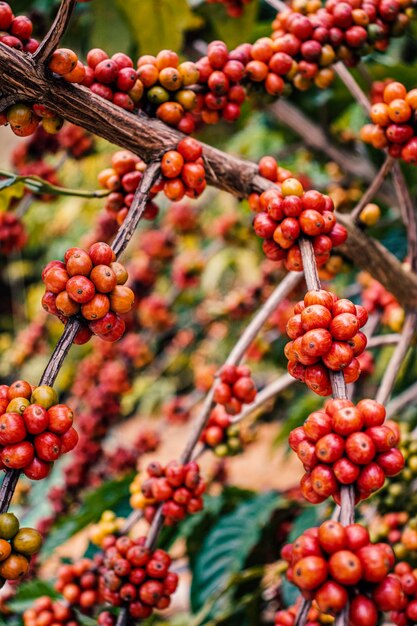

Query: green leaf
left=287, top=505, right=325, bottom=542
left=115, top=0, right=202, bottom=55
left=190, top=491, right=281, bottom=613
left=90, top=1, right=131, bottom=56
left=281, top=578, right=299, bottom=608
left=40, top=473, right=134, bottom=556
left=206, top=0, right=259, bottom=49
left=8, top=580, right=59, bottom=612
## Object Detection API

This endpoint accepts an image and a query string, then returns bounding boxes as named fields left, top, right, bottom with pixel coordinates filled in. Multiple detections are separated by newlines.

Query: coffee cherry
left=0, top=513, right=19, bottom=540
left=12, top=528, right=43, bottom=556
left=293, top=555, right=328, bottom=590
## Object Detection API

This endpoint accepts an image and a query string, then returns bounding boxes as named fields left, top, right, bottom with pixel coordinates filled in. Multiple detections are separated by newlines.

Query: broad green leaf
left=115, top=0, right=202, bottom=55
left=40, top=473, right=134, bottom=556
left=8, top=580, right=58, bottom=612
left=190, top=491, right=282, bottom=612
left=90, top=1, right=131, bottom=56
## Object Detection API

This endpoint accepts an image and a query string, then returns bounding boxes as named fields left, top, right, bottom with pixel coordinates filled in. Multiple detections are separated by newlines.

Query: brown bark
left=1, top=43, right=417, bottom=307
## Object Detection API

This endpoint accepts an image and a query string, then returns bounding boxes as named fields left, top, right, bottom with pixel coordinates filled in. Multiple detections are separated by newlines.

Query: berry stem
left=333, top=63, right=371, bottom=114
left=264, top=0, right=287, bottom=11
left=39, top=317, right=80, bottom=387
left=392, top=161, right=417, bottom=271
left=294, top=598, right=311, bottom=626
left=33, top=0, right=77, bottom=63
left=298, top=238, right=320, bottom=291
left=298, top=236, right=354, bottom=626
left=0, top=470, right=20, bottom=514
left=115, top=607, right=129, bottom=626
left=349, top=155, right=395, bottom=222
left=0, top=169, right=113, bottom=199
left=111, top=161, right=161, bottom=258
left=375, top=311, right=417, bottom=406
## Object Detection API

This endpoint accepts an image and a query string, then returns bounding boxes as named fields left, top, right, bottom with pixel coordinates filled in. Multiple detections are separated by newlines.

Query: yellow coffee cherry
left=359, top=203, right=381, bottom=226
left=281, top=178, right=304, bottom=197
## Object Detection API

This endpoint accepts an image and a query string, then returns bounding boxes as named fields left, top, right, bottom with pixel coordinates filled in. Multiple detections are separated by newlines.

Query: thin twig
left=144, top=273, right=304, bottom=550
left=226, top=272, right=302, bottom=365
left=299, top=238, right=354, bottom=623
left=270, top=100, right=377, bottom=184
left=294, top=598, right=311, bottom=626
left=0, top=169, right=112, bottom=199
left=375, top=312, right=417, bottom=406
left=298, top=238, right=320, bottom=291
left=33, top=0, right=77, bottom=63
left=349, top=155, right=395, bottom=222
left=115, top=607, right=129, bottom=626
left=0, top=165, right=162, bottom=515
left=0, top=471, right=20, bottom=514
left=366, top=334, right=401, bottom=348
left=111, top=162, right=160, bottom=258
left=39, top=318, right=80, bottom=387
left=264, top=0, right=287, bottom=11
left=334, top=63, right=371, bottom=113
left=231, top=373, right=295, bottom=423
left=392, top=162, right=417, bottom=271
left=386, top=380, right=417, bottom=418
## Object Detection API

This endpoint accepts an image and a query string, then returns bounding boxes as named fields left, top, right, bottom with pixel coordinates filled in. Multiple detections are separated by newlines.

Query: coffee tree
left=1, top=0, right=417, bottom=625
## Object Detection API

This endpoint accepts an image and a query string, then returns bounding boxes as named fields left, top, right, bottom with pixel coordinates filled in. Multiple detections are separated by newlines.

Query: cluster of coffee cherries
left=285, top=289, right=367, bottom=395
left=290, top=398, right=404, bottom=503
left=135, top=49, right=200, bottom=131
left=130, top=460, right=205, bottom=525
left=89, top=511, right=126, bottom=548
left=361, top=81, right=417, bottom=164
left=252, top=179, right=347, bottom=271
left=98, top=150, right=152, bottom=226
left=159, top=138, right=206, bottom=202
left=0, top=211, right=27, bottom=255
left=275, top=600, right=330, bottom=626
left=360, top=272, right=404, bottom=332
left=41, top=242, right=134, bottom=343
left=200, top=405, right=245, bottom=456
left=0, top=513, right=42, bottom=581
left=282, top=519, right=399, bottom=621
left=23, top=597, right=80, bottom=626
left=1, top=102, right=64, bottom=137
left=206, top=0, right=252, bottom=17
left=0, top=2, right=38, bottom=53
left=390, top=561, right=417, bottom=625
left=266, top=0, right=413, bottom=94
left=100, top=535, right=178, bottom=619
left=0, top=381, right=78, bottom=479
left=55, top=558, right=100, bottom=611
left=376, top=426, right=417, bottom=514
left=195, top=40, right=247, bottom=124
left=47, top=47, right=86, bottom=85
left=213, top=364, right=257, bottom=415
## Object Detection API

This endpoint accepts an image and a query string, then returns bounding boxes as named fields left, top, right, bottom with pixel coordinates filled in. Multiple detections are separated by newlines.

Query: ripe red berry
left=345, top=432, right=375, bottom=465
